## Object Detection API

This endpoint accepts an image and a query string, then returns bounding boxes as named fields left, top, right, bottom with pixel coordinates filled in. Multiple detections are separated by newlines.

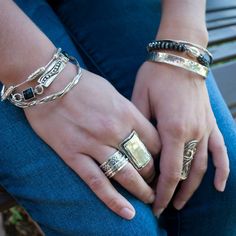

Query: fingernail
left=155, top=208, right=164, bottom=218
left=174, top=201, right=186, bottom=210
left=120, top=208, right=135, bottom=220
left=218, top=180, right=226, bottom=192
left=148, top=194, right=155, bottom=203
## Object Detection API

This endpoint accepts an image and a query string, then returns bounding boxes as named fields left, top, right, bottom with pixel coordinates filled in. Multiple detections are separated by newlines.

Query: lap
left=1, top=0, right=236, bottom=235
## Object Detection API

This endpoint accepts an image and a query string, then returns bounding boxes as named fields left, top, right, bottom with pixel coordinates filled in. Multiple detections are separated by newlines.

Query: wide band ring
left=119, top=130, right=152, bottom=170
left=181, top=140, right=199, bottom=180
left=100, top=151, right=128, bottom=178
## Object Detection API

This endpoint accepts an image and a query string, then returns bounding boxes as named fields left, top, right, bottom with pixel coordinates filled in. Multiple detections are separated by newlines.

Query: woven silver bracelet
left=7, top=54, right=82, bottom=108
left=1, top=48, right=69, bottom=102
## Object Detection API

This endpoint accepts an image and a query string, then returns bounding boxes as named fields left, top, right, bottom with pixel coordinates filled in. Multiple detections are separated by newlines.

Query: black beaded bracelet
left=147, top=40, right=212, bottom=67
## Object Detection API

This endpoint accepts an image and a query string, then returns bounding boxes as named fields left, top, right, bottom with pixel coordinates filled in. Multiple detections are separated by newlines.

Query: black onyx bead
left=23, top=87, right=35, bottom=100
left=160, top=42, right=165, bottom=49
left=165, top=43, right=169, bottom=49
left=173, top=43, right=179, bottom=50
left=169, top=43, right=174, bottom=50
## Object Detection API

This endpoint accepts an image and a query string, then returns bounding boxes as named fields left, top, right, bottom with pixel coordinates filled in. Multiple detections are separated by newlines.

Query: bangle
left=147, top=51, right=209, bottom=78
left=147, top=40, right=212, bottom=67
left=1, top=48, right=69, bottom=102
left=1, top=49, right=83, bottom=108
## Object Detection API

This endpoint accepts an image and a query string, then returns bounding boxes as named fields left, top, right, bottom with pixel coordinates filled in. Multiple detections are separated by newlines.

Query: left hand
left=132, top=61, right=229, bottom=216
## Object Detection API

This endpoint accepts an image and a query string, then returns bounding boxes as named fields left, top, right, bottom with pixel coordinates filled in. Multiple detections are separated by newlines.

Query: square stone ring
left=119, top=130, right=152, bottom=170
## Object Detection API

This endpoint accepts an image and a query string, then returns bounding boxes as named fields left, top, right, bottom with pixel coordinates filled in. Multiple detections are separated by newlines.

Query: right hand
left=24, top=65, right=161, bottom=220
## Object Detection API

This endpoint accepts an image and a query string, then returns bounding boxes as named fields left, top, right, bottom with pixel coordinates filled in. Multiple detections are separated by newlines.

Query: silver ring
left=100, top=151, right=128, bottom=178
left=119, top=130, right=152, bottom=170
left=181, top=140, right=199, bottom=180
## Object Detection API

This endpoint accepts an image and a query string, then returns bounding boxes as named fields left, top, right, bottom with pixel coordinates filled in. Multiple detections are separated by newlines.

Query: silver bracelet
left=8, top=66, right=82, bottom=108
left=148, top=51, right=209, bottom=78
left=1, top=48, right=69, bottom=102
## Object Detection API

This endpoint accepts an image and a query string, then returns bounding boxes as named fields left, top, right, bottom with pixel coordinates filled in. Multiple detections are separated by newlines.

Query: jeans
left=0, top=0, right=236, bottom=235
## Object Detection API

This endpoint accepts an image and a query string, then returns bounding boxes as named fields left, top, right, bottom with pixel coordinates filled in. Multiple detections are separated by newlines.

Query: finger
left=208, top=125, right=230, bottom=192
left=91, top=145, right=155, bottom=204
left=129, top=104, right=161, bottom=181
left=173, top=136, right=208, bottom=210
left=153, top=136, right=184, bottom=216
left=65, top=153, right=136, bottom=220
left=131, top=83, right=151, bottom=119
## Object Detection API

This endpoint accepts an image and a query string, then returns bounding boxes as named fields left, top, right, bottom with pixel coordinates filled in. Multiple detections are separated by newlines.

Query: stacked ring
left=119, top=130, right=152, bottom=170
left=181, top=140, right=199, bottom=180
left=100, top=151, right=128, bottom=178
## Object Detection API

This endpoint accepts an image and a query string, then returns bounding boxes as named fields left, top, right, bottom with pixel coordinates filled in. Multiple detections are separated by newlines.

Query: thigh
left=0, top=1, right=163, bottom=235
left=50, top=1, right=236, bottom=235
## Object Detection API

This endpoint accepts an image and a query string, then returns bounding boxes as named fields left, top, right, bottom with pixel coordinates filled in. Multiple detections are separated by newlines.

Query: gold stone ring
left=181, top=140, right=199, bottom=180
left=119, top=130, right=152, bottom=170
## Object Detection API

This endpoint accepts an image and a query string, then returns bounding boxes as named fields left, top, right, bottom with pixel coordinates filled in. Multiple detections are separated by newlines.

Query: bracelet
left=147, top=51, right=209, bottom=78
left=1, top=49, right=82, bottom=108
left=1, top=48, right=69, bottom=102
left=147, top=40, right=212, bottom=67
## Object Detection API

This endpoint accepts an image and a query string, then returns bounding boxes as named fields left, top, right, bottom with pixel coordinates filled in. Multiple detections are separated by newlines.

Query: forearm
left=0, top=0, right=56, bottom=86
left=157, top=0, right=208, bottom=46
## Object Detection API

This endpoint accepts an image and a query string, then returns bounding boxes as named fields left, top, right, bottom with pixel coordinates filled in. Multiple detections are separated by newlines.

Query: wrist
left=156, top=26, right=208, bottom=48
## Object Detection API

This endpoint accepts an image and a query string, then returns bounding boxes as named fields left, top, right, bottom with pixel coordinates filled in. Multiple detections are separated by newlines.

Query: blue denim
left=0, top=0, right=236, bottom=235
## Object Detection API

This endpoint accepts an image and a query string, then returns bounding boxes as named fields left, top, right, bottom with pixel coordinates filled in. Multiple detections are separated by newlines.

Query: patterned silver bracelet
left=1, top=48, right=69, bottom=102
left=1, top=49, right=83, bottom=108
left=148, top=51, right=209, bottom=78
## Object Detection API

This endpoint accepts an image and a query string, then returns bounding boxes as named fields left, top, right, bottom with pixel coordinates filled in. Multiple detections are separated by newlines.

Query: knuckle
left=219, top=167, right=230, bottom=180
left=194, top=161, right=208, bottom=176
left=163, top=171, right=181, bottom=184
left=119, top=166, right=137, bottom=186
left=87, top=175, right=104, bottom=192
left=107, top=197, right=123, bottom=212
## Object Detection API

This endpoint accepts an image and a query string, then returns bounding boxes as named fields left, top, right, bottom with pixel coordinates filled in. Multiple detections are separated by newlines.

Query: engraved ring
left=119, top=130, right=152, bottom=170
left=100, top=151, right=128, bottom=178
left=181, top=140, right=199, bottom=180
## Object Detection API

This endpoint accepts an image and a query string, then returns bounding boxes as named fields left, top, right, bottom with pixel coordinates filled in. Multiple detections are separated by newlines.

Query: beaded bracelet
left=148, top=51, right=209, bottom=78
left=1, top=48, right=69, bottom=102
left=147, top=40, right=212, bottom=67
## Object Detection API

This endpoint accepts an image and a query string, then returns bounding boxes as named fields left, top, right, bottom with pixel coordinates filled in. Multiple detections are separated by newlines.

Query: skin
left=0, top=0, right=229, bottom=221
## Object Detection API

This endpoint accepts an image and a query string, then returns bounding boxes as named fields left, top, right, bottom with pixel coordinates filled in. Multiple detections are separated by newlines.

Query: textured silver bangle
left=7, top=63, right=82, bottom=108
left=1, top=48, right=69, bottom=102
left=148, top=51, right=209, bottom=78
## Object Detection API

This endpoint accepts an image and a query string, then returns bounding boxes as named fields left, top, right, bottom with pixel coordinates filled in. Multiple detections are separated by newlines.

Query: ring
left=181, top=140, right=199, bottom=180
left=119, top=130, right=152, bottom=170
left=100, top=151, right=128, bottom=178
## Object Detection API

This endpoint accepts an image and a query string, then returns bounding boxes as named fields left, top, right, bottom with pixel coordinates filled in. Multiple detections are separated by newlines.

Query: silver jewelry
left=119, top=130, right=152, bottom=170
left=181, top=140, right=199, bottom=180
left=1, top=48, right=68, bottom=102
left=148, top=52, right=209, bottom=78
left=100, top=151, right=128, bottom=178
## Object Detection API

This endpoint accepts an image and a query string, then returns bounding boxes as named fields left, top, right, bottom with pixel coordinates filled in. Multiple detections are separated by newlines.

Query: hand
left=132, top=61, right=229, bottom=216
left=24, top=64, right=161, bottom=220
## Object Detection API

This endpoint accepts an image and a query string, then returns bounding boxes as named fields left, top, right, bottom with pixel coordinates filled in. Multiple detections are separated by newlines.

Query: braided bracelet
left=147, top=40, right=212, bottom=67
left=148, top=51, right=209, bottom=78
left=7, top=57, right=82, bottom=108
left=1, top=48, right=69, bottom=102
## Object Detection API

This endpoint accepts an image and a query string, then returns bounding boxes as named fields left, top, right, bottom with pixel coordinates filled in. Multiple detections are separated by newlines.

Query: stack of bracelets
left=0, top=48, right=82, bottom=108
left=146, top=39, right=213, bottom=79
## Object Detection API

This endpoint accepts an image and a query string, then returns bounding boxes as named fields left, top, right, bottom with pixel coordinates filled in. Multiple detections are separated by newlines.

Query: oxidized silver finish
left=37, top=53, right=69, bottom=87
left=119, top=130, right=152, bottom=170
left=148, top=52, right=209, bottom=78
left=100, top=151, right=128, bottom=178
left=181, top=140, right=199, bottom=180
left=1, top=48, right=82, bottom=108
